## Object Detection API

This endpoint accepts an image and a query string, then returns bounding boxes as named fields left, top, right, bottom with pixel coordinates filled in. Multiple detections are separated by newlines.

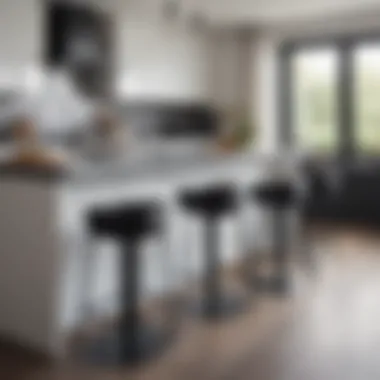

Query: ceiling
left=74, top=0, right=380, bottom=29
left=191, top=0, right=380, bottom=26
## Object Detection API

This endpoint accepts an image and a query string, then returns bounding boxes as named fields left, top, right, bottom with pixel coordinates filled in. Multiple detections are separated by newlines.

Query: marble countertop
left=0, top=150, right=301, bottom=187
left=70, top=151, right=254, bottom=183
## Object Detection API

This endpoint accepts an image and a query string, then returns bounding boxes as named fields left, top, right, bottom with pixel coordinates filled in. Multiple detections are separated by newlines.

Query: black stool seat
left=83, top=201, right=173, bottom=366
left=179, top=183, right=246, bottom=320
left=89, top=203, right=160, bottom=238
left=181, top=184, right=238, bottom=216
left=254, top=180, right=298, bottom=209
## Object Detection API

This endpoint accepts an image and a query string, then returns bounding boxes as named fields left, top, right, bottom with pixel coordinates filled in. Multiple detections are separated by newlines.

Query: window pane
left=292, top=49, right=338, bottom=153
left=355, top=44, right=380, bottom=154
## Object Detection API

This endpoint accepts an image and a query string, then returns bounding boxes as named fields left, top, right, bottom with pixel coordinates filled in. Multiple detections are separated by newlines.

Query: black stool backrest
left=88, top=202, right=161, bottom=239
left=180, top=184, right=238, bottom=217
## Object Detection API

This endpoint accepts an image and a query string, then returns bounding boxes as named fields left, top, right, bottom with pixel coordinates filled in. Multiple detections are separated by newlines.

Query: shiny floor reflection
left=3, top=227, right=380, bottom=380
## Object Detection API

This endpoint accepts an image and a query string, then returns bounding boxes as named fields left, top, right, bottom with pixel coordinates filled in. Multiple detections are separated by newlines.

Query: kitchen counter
left=0, top=150, right=300, bottom=185
left=70, top=151, right=291, bottom=184
left=0, top=150, right=301, bottom=358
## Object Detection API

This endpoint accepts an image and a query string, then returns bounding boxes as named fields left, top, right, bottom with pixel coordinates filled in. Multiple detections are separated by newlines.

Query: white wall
left=208, top=29, right=275, bottom=152
left=113, top=0, right=214, bottom=102
left=210, top=31, right=242, bottom=109
left=0, top=0, right=43, bottom=92
left=208, top=29, right=255, bottom=135
left=205, top=0, right=380, bottom=25
left=249, top=33, right=279, bottom=153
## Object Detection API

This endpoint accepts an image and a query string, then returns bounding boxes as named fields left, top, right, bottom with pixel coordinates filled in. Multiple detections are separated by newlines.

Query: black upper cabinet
left=44, top=1, right=113, bottom=96
left=45, top=2, right=104, bottom=67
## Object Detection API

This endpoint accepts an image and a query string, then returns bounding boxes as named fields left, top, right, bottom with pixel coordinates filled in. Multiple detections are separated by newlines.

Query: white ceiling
left=76, top=0, right=380, bottom=28
left=192, top=0, right=380, bottom=25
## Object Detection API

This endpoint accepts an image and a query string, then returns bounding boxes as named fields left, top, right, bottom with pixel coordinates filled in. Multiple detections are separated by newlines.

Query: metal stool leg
left=119, top=238, right=140, bottom=361
left=204, top=218, right=221, bottom=316
left=272, top=209, right=289, bottom=293
left=82, top=239, right=173, bottom=366
left=253, top=209, right=290, bottom=295
left=193, top=217, right=246, bottom=320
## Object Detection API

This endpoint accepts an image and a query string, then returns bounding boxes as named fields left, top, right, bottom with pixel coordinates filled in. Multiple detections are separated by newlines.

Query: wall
left=210, top=31, right=243, bottom=110
left=249, top=32, right=279, bottom=153
left=113, top=0, right=214, bottom=102
left=0, top=0, right=43, bottom=92
left=205, top=0, right=380, bottom=25
left=208, top=29, right=255, bottom=135
left=208, top=29, right=272, bottom=151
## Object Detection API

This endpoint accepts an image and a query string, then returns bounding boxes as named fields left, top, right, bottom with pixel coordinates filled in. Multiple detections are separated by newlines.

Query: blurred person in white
left=0, top=66, right=92, bottom=163
left=9, top=68, right=97, bottom=167
left=8, top=66, right=126, bottom=167
left=34, top=70, right=95, bottom=134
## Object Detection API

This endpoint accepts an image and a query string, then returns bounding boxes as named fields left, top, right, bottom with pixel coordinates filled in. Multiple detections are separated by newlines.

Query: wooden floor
left=3, top=227, right=380, bottom=380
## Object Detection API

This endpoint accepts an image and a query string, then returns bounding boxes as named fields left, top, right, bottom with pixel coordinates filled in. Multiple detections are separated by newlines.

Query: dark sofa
left=303, top=158, right=380, bottom=228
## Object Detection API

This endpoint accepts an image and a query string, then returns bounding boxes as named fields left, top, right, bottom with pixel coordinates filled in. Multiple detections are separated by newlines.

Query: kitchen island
left=0, top=151, right=300, bottom=357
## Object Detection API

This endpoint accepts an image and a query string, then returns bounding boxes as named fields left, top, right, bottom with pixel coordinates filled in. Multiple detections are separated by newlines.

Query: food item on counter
left=7, top=117, right=68, bottom=171
left=13, top=117, right=38, bottom=144
left=11, top=148, right=67, bottom=169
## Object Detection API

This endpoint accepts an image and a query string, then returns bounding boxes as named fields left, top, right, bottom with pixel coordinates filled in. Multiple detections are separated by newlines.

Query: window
left=292, top=49, right=339, bottom=154
left=283, top=37, right=380, bottom=158
left=354, top=44, right=380, bottom=154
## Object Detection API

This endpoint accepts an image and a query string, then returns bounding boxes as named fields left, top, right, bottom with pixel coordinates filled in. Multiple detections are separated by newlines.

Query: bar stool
left=180, top=183, right=246, bottom=320
left=83, top=201, right=175, bottom=365
left=249, top=180, right=299, bottom=294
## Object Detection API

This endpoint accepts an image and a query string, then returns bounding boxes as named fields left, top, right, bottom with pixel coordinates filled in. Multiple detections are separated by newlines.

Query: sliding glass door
left=292, top=48, right=339, bottom=154
left=283, top=37, right=380, bottom=159
left=354, top=43, right=380, bottom=154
